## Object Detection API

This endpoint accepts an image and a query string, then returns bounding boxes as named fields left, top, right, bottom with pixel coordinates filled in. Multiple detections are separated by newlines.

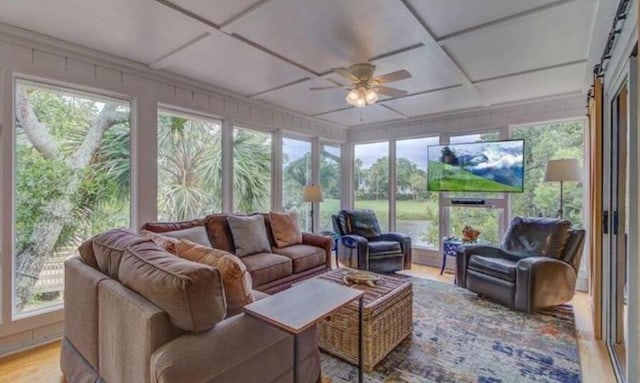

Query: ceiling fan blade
left=376, top=86, right=408, bottom=98
left=334, top=67, right=358, bottom=82
left=309, top=86, right=342, bottom=91
left=375, top=69, right=412, bottom=84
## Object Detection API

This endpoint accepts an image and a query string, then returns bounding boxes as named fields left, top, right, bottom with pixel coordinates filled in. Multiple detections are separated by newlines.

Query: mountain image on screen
left=427, top=140, right=524, bottom=192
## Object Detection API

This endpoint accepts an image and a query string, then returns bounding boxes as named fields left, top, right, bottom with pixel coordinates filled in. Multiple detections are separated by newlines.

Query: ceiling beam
left=219, top=0, right=276, bottom=30
left=398, top=0, right=483, bottom=99
left=149, top=32, right=210, bottom=69
left=437, top=0, right=585, bottom=46
left=378, top=104, right=409, bottom=119
left=473, top=59, right=588, bottom=84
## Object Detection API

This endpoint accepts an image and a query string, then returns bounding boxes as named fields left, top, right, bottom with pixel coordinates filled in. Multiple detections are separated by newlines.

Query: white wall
left=0, top=26, right=347, bottom=355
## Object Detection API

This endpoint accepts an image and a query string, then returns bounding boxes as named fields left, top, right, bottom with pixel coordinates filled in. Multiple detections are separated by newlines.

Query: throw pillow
left=269, top=211, right=302, bottom=248
left=161, top=225, right=211, bottom=247
left=226, top=215, right=272, bottom=257
left=140, top=230, right=179, bottom=254
left=175, top=239, right=255, bottom=315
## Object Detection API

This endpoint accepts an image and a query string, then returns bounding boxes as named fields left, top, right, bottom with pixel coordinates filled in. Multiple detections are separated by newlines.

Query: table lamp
left=302, top=185, right=323, bottom=232
left=544, top=159, right=581, bottom=219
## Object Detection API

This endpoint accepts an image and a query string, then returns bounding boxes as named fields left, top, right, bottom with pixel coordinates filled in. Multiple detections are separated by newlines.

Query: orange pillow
left=140, top=230, right=179, bottom=254
left=269, top=211, right=302, bottom=248
left=175, top=239, right=255, bottom=315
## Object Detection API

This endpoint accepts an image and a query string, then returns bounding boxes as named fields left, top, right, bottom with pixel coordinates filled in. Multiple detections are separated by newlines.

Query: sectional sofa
left=61, top=228, right=321, bottom=383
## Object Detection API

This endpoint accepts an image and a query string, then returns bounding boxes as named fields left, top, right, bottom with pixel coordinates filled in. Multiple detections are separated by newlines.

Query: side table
left=244, top=279, right=365, bottom=383
left=441, top=238, right=463, bottom=276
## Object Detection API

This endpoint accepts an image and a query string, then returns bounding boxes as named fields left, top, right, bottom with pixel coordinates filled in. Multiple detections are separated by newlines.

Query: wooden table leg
left=294, top=333, right=299, bottom=383
left=358, top=295, right=364, bottom=383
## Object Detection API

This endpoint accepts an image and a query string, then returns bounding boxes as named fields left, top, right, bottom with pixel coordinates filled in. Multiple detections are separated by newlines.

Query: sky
left=355, top=136, right=441, bottom=170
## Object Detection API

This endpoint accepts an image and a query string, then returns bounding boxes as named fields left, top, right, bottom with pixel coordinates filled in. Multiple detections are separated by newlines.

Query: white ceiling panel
left=382, top=86, right=483, bottom=117
left=444, top=0, right=594, bottom=81
left=371, top=46, right=461, bottom=94
left=319, top=105, right=401, bottom=126
left=160, top=31, right=309, bottom=96
left=476, top=62, right=587, bottom=105
left=0, top=0, right=207, bottom=64
left=256, top=78, right=352, bottom=115
left=406, top=0, right=557, bottom=39
left=167, top=0, right=263, bottom=25
left=225, top=0, right=423, bottom=73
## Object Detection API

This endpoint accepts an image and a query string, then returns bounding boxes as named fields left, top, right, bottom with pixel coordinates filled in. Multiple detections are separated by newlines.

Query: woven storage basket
left=318, top=269, right=413, bottom=372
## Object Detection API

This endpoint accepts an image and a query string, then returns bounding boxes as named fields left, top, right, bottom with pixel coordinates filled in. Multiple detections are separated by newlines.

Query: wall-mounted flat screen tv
left=427, top=139, right=525, bottom=193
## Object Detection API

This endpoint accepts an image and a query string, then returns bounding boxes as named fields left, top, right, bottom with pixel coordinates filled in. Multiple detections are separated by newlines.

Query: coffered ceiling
left=0, top=0, right=611, bottom=127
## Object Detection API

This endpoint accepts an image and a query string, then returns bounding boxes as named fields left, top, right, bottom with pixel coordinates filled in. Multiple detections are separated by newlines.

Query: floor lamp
left=544, top=159, right=581, bottom=219
left=302, top=185, right=323, bottom=232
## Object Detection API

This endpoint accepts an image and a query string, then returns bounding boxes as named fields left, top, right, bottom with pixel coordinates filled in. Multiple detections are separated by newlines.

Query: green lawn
left=427, top=161, right=520, bottom=192
left=319, top=198, right=438, bottom=229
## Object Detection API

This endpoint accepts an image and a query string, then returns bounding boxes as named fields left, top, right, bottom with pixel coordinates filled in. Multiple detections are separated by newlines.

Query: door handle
left=603, top=210, right=609, bottom=234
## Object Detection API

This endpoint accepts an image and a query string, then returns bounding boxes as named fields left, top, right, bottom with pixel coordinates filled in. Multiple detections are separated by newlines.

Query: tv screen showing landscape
left=427, top=139, right=524, bottom=193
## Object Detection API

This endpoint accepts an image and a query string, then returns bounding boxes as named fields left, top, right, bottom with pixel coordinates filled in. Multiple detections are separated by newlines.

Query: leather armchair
left=332, top=209, right=412, bottom=273
left=456, top=216, right=586, bottom=313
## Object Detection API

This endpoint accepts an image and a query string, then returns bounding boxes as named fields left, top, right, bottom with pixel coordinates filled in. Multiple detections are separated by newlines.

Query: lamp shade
left=302, top=185, right=323, bottom=202
left=544, top=159, right=581, bottom=182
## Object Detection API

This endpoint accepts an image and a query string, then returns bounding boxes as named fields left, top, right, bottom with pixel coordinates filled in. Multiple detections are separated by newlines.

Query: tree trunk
left=14, top=92, right=126, bottom=310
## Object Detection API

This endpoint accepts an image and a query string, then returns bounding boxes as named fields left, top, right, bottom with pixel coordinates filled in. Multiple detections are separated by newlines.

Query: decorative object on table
left=317, top=268, right=413, bottom=373
left=544, top=158, right=582, bottom=218
left=461, top=225, right=481, bottom=243
left=343, top=270, right=381, bottom=287
left=457, top=216, right=586, bottom=313
left=302, top=184, right=323, bottom=232
left=321, top=276, right=582, bottom=383
left=332, top=209, right=412, bottom=274
left=441, top=237, right=463, bottom=276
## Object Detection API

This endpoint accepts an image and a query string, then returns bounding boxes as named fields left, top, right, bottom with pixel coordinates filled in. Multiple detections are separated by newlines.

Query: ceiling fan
left=310, top=63, right=412, bottom=108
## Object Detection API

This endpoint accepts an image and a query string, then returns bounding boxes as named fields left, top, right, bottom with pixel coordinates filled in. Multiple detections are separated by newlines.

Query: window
left=282, top=137, right=311, bottom=230
left=233, top=127, right=272, bottom=212
left=157, top=110, right=222, bottom=221
left=354, top=141, right=389, bottom=231
left=320, top=144, right=341, bottom=231
left=396, top=137, right=439, bottom=248
left=510, top=121, right=585, bottom=227
left=14, top=81, right=131, bottom=316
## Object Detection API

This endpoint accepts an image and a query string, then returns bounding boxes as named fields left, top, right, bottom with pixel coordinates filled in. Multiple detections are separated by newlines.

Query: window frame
left=11, top=76, right=134, bottom=321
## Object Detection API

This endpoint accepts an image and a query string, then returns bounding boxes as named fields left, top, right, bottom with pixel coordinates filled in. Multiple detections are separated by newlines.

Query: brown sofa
left=61, top=229, right=321, bottom=383
left=142, top=213, right=332, bottom=294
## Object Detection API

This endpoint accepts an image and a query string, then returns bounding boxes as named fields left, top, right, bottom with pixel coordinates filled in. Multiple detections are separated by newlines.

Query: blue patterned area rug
left=321, top=276, right=581, bottom=383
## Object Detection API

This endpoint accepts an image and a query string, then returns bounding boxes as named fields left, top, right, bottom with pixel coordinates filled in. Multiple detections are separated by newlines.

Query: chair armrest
left=302, top=232, right=332, bottom=269
left=515, top=257, right=577, bottom=313
left=337, top=234, right=369, bottom=269
left=377, top=232, right=412, bottom=269
left=455, top=245, right=514, bottom=287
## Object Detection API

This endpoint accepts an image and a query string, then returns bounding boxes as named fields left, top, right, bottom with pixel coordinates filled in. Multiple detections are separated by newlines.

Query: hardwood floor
left=0, top=265, right=616, bottom=383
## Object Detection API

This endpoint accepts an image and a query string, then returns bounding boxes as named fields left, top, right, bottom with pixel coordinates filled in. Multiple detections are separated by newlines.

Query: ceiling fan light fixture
left=346, top=88, right=359, bottom=104
left=365, top=88, right=378, bottom=104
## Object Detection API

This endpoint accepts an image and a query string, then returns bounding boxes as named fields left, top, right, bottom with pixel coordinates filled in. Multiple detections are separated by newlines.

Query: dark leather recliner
left=332, top=209, right=412, bottom=273
left=456, top=217, right=586, bottom=313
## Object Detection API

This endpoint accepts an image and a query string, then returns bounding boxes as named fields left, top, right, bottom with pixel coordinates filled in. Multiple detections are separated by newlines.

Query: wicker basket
left=317, top=268, right=413, bottom=372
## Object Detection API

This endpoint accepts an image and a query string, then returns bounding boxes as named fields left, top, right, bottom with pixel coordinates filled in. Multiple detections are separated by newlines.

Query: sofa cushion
left=205, top=214, right=236, bottom=253
left=468, top=255, right=517, bottom=282
left=273, top=244, right=325, bottom=273
left=368, top=241, right=402, bottom=256
left=140, top=230, right=179, bottom=254
left=269, top=211, right=302, bottom=248
left=341, top=209, right=382, bottom=239
left=501, top=217, right=572, bottom=259
left=241, top=252, right=293, bottom=287
left=91, top=228, right=148, bottom=280
left=161, top=226, right=211, bottom=247
left=227, top=215, right=272, bottom=257
left=118, top=241, right=226, bottom=332
left=175, top=239, right=255, bottom=316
